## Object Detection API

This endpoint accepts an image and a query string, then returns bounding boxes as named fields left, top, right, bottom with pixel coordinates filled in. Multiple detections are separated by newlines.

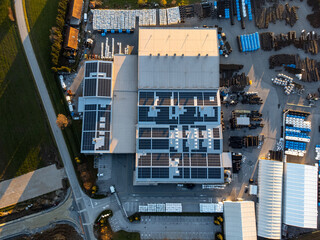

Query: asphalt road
left=13, top=0, right=97, bottom=239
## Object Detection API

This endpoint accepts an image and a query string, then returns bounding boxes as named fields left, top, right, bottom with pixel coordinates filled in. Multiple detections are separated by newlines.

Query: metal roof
left=110, top=55, right=138, bottom=153
left=138, top=28, right=219, bottom=89
left=224, top=201, right=257, bottom=240
left=69, top=0, right=83, bottom=20
left=257, top=159, right=283, bottom=240
left=283, top=163, right=318, bottom=229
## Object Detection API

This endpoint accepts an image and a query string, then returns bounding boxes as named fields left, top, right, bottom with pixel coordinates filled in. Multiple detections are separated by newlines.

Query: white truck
left=110, top=185, right=115, bottom=194
left=59, top=75, right=67, bottom=90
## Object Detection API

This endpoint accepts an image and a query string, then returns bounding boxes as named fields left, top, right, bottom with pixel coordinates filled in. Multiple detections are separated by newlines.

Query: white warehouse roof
left=224, top=201, right=257, bottom=240
left=283, top=163, right=318, bottom=229
left=257, top=159, right=283, bottom=240
left=138, top=27, right=219, bottom=89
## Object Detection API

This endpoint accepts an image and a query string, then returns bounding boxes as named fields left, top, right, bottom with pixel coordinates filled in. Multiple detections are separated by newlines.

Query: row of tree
left=50, top=0, right=69, bottom=66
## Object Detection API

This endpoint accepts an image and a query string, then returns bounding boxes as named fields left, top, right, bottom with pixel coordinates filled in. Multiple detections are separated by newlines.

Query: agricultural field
left=0, top=0, right=57, bottom=180
left=100, top=0, right=201, bottom=9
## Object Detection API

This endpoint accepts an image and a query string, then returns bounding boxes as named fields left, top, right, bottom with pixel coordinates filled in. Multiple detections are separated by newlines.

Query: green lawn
left=0, top=0, right=56, bottom=180
left=25, top=0, right=83, bottom=161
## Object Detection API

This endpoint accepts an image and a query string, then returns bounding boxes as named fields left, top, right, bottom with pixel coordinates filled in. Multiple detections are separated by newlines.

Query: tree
left=160, top=0, right=167, bottom=6
left=56, top=114, right=69, bottom=129
left=137, top=0, right=146, bottom=5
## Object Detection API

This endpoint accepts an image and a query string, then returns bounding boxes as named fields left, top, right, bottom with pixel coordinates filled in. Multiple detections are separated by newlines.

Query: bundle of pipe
left=238, top=32, right=260, bottom=52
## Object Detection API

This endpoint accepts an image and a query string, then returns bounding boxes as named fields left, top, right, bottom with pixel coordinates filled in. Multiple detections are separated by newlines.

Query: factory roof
left=110, top=55, right=138, bottom=153
left=138, top=27, right=219, bottom=89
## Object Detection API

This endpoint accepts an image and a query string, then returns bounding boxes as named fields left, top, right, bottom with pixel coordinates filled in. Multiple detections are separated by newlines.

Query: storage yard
left=64, top=0, right=320, bottom=239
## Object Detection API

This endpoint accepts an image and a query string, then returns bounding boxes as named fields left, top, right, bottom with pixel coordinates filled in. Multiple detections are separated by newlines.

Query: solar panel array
left=81, top=104, right=111, bottom=152
left=81, top=61, right=113, bottom=154
left=136, top=90, right=223, bottom=183
left=84, top=61, right=112, bottom=97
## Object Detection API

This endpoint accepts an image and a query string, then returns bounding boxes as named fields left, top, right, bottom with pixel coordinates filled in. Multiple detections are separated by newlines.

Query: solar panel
left=97, top=111, right=110, bottom=131
left=138, top=168, right=151, bottom=178
left=152, top=153, right=169, bottom=166
left=138, top=154, right=151, bottom=166
left=98, top=79, right=111, bottom=97
left=152, top=139, right=169, bottom=150
left=98, top=62, right=112, bottom=77
left=212, top=128, right=220, bottom=138
left=152, top=128, right=169, bottom=138
left=139, top=139, right=151, bottom=150
left=214, top=140, right=220, bottom=150
left=85, top=62, right=97, bottom=77
left=183, top=154, right=190, bottom=166
left=156, top=92, right=172, bottom=105
left=208, top=168, right=221, bottom=179
left=139, top=128, right=152, bottom=138
left=139, top=91, right=154, bottom=105
left=82, top=132, right=95, bottom=150
left=151, top=168, right=169, bottom=178
left=83, top=111, right=96, bottom=131
left=191, top=153, right=207, bottom=166
left=207, top=154, right=221, bottom=166
left=85, top=104, right=97, bottom=110
left=84, top=78, right=97, bottom=96
left=191, top=168, right=207, bottom=179
left=183, top=168, right=190, bottom=178
left=204, top=92, right=217, bottom=106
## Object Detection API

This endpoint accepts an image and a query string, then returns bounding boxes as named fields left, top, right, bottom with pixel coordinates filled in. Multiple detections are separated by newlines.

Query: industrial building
left=135, top=27, right=226, bottom=184
left=78, top=27, right=229, bottom=185
left=224, top=201, right=257, bottom=240
left=257, top=159, right=318, bottom=239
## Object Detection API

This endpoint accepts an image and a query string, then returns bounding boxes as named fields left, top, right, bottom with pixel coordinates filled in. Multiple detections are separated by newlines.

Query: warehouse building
left=283, top=163, right=318, bottom=229
left=257, top=159, right=318, bottom=238
left=224, top=201, right=257, bottom=240
left=135, top=27, right=224, bottom=184
left=257, top=159, right=283, bottom=240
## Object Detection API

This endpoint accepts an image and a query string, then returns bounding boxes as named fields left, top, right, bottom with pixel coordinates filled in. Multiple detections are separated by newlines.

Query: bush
left=50, top=0, right=69, bottom=66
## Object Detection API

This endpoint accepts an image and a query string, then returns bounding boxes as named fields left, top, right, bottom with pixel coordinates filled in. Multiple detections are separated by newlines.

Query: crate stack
left=159, top=9, right=167, bottom=25
left=315, top=145, right=320, bottom=161
left=284, top=112, right=311, bottom=157
left=167, top=7, right=181, bottom=25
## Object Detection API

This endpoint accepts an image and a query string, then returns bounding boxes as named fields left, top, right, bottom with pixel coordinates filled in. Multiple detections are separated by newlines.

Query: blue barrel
left=111, top=29, right=115, bottom=33
left=119, top=29, right=122, bottom=33
left=219, top=50, right=223, bottom=55
left=101, top=32, right=106, bottom=36
left=250, top=34, right=255, bottom=51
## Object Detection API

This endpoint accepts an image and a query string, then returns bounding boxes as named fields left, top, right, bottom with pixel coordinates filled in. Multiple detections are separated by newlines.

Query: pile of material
left=260, top=31, right=319, bottom=54
left=306, top=0, right=320, bottom=28
left=229, top=136, right=261, bottom=148
left=220, top=72, right=250, bottom=91
left=237, top=32, right=260, bottom=52
left=254, top=2, right=299, bottom=29
left=271, top=73, right=295, bottom=95
left=269, top=54, right=320, bottom=82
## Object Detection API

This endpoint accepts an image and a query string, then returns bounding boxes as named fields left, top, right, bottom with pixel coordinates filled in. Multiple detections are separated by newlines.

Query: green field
left=25, top=0, right=83, bottom=161
left=0, top=0, right=56, bottom=180
left=102, top=0, right=200, bottom=9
